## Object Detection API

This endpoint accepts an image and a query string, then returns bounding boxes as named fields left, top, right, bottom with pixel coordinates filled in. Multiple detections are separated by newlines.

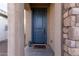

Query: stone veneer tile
left=64, top=17, right=71, bottom=26
left=64, top=52, right=70, bottom=56
left=76, top=41, right=79, bottom=48
left=68, top=47, right=79, bottom=56
left=77, top=16, right=79, bottom=23
left=63, top=4, right=69, bottom=10
left=70, top=16, right=76, bottom=26
left=68, top=27, right=74, bottom=40
left=65, top=39, right=71, bottom=46
left=76, top=3, right=79, bottom=7
left=70, top=40, right=76, bottom=48
left=63, top=27, right=69, bottom=33
left=76, top=16, right=79, bottom=26
left=63, top=4, right=75, bottom=10
left=68, top=27, right=79, bottom=40
left=65, top=39, right=76, bottom=48
left=64, top=16, right=75, bottom=26
left=76, top=23, right=79, bottom=26
left=69, top=4, right=75, bottom=8
left=69, top=8, right=79, bottom=15
left=64, top=44, right=68, bottom=52
left=63, top=34, right=68, bottom=38
left=72, top=27, right=79, bottom=40
left=69, top=8, right=72, bottom=16
left=63, top=11, right=68, bottom=18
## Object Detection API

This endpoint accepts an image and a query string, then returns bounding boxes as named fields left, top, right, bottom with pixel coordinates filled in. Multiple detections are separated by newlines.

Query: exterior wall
left=0, top=13, right=8, bottom=56
left=8, top=3, right=24, bottom=56
left=63, top=3, right=79, bottom=56
left=0, top=16, right=8, bottom=41
left=47, top=4, right=55, bottom=51
left=24, top=4, right=32, bottom=46
left=48, top=4, right=62, bottom=56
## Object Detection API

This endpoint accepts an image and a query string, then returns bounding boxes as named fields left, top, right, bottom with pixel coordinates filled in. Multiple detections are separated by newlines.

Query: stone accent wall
left=63, top=3, right=79, bottom=56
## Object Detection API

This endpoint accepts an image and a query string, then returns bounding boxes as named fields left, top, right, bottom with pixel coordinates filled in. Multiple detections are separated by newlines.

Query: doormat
left=32, top=44, right=47, bottom=49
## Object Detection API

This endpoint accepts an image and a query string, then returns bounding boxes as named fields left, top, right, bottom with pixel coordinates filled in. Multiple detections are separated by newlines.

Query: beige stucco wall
left=48, top=3, right=62, bottom=56
left=8, top=3, right=24, bottom=55
left=24, top=4, right=32, bottom=46
left=47, top=4, right=55, bottom=49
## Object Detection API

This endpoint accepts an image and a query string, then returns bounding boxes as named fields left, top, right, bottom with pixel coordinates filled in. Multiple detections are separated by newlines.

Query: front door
left=32, top=8, right=47, bottom=44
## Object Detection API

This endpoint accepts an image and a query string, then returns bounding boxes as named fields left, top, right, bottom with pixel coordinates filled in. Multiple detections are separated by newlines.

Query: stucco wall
left=24, top=4, right=32, bottom=46
left=47, top=4, right=55, bottom=50
left=48, top=4, right=62, bottom=56
left=8, top=3, right=24, bottom=55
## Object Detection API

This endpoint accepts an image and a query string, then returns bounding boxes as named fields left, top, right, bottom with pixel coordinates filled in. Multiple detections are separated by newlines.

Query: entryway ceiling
left=30, top=3, right=50, bottom=8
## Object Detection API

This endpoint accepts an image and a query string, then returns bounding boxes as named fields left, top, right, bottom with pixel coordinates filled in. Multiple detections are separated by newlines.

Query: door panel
left=32, top=8, right=47, bottom=44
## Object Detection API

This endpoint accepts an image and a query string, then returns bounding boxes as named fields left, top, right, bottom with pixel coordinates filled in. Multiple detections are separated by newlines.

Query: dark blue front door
left=32, top=8, right=47, bottom=44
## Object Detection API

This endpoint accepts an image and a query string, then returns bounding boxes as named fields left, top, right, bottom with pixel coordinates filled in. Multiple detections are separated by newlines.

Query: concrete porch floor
left=24, top=46, right=54, bottom=56
left=0, top=40, right=54, bottom=56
